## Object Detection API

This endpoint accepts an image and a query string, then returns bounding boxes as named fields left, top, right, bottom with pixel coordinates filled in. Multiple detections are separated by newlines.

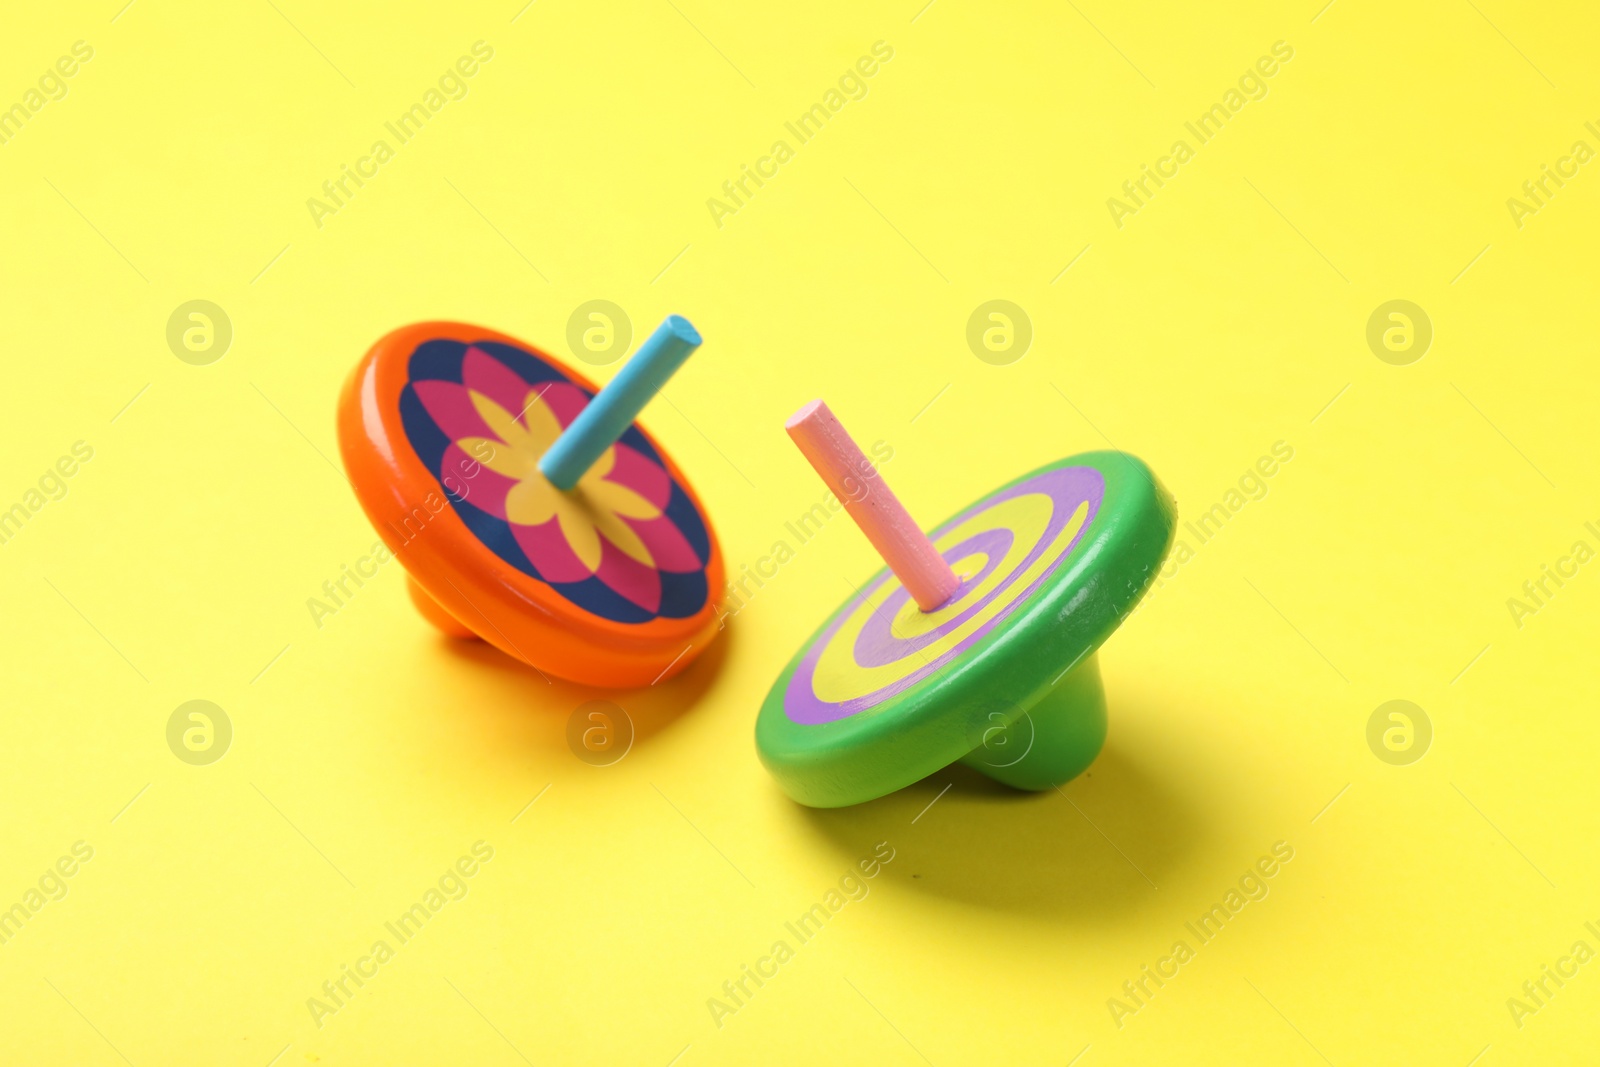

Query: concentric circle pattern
left=783, top=464, right=1104, bottom=724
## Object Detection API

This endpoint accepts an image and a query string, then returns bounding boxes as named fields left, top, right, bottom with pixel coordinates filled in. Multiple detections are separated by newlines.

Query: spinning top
left=337, top=315, right=725, bottom=687
left=756, top=400, right=1175, bottom=807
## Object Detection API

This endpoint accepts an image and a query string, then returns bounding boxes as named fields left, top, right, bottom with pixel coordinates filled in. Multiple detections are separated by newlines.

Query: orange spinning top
left=336, top=319, right=725, bottom=687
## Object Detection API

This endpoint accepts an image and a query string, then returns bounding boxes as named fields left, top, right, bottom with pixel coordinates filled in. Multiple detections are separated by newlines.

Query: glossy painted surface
left=757, top=452, right=1175, bottom=807
left=337, top=321, right=725, bottom=687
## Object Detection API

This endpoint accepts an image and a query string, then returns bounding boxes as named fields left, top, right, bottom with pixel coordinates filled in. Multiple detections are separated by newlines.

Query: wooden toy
left=756, top=400, right=1175, bottom=807
left=337, top=315, right=725, bottom=688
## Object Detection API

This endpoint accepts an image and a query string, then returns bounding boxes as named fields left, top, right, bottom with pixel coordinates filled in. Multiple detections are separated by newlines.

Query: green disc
left=755, top=451, right=1176, bottom=808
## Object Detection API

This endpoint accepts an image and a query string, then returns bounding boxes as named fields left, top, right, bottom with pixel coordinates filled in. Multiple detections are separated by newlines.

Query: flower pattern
left=399, top=339, right=711, bottom=623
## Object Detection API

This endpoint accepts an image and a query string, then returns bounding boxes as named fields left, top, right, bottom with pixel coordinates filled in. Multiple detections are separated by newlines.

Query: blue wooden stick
left=539, top=314, right=702, bottom=490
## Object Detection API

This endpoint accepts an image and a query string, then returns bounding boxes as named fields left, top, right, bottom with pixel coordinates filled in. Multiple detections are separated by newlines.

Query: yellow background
left=2, top=0, right=1597, bottom=1063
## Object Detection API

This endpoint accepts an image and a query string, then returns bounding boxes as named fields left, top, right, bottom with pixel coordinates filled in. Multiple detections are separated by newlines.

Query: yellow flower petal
left=471, top=391, right=531, bottom=454
left=556, top=504, right=603, bottom=571
left=520, top=388, right=565, bottom=452
left=584, top=444, right=616, bottom=480
left=460, top=436, right=536, bottom=481
left=470, top=385, right=669, bottom=576
left=593, top=506, right=653, bottom=566
left=505, top=478, right=559, bottom=527
left=586, top=479, right=660, bottom=521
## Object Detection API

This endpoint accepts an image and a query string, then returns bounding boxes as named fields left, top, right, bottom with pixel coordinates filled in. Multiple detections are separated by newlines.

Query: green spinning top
left=756, top=401, right=1176, bottom=808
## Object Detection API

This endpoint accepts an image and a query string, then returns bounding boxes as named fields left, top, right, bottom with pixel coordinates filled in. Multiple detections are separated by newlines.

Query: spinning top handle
left=785, top=399, right=959, bottom=612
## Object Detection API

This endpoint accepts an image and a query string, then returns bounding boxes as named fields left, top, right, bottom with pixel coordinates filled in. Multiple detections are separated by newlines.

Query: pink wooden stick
left=786, top=400, right=960, bottom=612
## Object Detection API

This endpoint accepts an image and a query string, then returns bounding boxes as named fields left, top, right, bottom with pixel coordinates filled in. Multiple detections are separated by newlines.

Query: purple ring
left=851, top=527, right=1012, bottom=669
left=783, top=465, right=1105, bottom=725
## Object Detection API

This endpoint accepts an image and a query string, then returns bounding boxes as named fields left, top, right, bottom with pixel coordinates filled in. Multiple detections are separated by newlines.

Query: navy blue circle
left=398, top=338, right=712, bottom=623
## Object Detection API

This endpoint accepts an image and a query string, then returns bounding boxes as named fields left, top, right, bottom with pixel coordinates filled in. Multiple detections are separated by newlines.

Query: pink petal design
left=625, top=514, right=701, bottom=573
left=413, top=380, right=496, bottom=445
left=439, top=442, right=517, bottom=520
left=607, top=443, right=671, bottom=508
left=539, top=381, right=592, bottom=431
left=596, top=539, right=662, bottom=613
left=462, top=347, right=541, bottom=423
left=512, top=518, right=593, bottom=583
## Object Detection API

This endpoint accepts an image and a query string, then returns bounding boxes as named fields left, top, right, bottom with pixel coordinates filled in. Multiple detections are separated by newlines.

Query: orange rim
left=336, top=321, right=725, bottom=687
